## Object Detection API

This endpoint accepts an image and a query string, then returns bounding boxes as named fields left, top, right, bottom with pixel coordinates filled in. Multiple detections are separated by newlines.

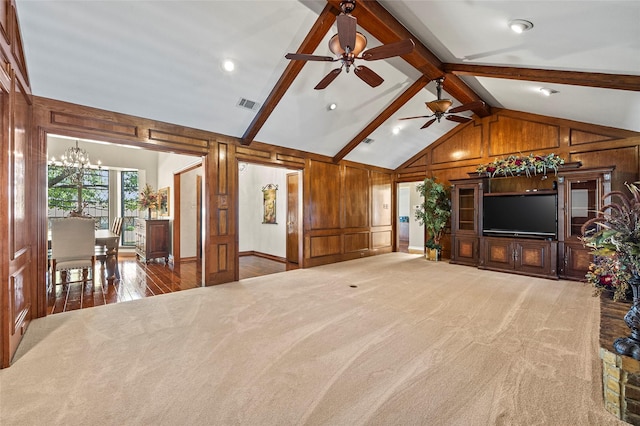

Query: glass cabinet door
left=568, top=179, right=597, bottom=238
left=457, top=187, right=476, bottom=232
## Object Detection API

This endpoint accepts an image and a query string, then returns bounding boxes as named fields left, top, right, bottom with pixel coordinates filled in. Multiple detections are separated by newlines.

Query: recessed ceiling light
left=222, top=59, right=235, bottom=72
left=392, top=126, right=401, bottom=135
left=508, top=19, right=534, bottom=33
left=540, top=88, right=559, bottom=96
left=327, top=103, right=337, bottom=111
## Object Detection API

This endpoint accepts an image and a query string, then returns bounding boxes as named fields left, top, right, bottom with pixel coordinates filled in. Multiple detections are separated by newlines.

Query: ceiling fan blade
left=448, top=100, right=486, bottom=114
left=421, top=118, right=437, bottom=129
left=336, top=14, right=357, bottom=52
left=446, top=115, right=472, bottom=124
left=398, top=114, right=434, bottom=121
left=361, top=39, right=415, bottom=61
left=285, top=53, right=335, bottom=62
left=314, top=68, right=342, bottom=90
left=354, top=65, right=384, bottom=87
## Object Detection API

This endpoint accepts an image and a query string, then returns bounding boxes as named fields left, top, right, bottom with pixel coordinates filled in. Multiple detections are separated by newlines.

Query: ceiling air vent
left=362, top=137, right=374, bottom=144
left=237, top=98, right=260, bottom=111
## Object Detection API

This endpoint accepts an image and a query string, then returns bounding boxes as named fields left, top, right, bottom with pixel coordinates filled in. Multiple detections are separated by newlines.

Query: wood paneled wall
left=30, top=97, right=395, bottom=319
left=304, top=160, right=392, bottom=268
left=396, top=108, right=640, bottom=258
left=398, top=109, right=640, bottom=190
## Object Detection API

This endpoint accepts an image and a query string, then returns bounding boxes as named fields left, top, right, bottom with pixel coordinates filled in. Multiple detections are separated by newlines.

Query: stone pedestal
left=600, top=294, right=640, bottom=424
left=600, top=348, right=640, bottom=424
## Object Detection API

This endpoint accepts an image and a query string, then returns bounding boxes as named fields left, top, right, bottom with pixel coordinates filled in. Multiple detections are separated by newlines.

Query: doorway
left=397, top=182, right=424, bottom=254
left=46, top=135, right=205, bottom=311
left=172, top=162, right=203, bottom=264
left=238, top=162, right=302, bottom=279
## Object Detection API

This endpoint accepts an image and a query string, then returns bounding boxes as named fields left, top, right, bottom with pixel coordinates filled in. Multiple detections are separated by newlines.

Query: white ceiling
left=16, top=0, right=640, bottom=170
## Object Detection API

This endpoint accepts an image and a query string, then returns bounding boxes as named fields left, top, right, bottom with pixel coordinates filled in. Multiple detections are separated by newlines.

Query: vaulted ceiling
left=16, top=0, right=640, bottom=170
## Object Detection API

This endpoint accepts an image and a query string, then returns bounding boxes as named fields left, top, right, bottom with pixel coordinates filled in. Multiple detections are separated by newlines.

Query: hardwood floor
left=239, top=255, right=289, bottom=280
left=398, top=238, right=409, bottom=253
left=48, top=253, right=293, bottom=315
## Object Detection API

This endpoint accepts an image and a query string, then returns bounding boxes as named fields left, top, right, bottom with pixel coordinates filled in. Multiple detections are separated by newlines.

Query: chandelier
left=50, top=140, right=101, bottom=183
left=49, top=139, right=102, bottom=215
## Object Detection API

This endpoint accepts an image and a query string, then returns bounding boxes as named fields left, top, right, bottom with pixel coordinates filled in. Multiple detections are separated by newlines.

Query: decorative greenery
left=139, top=183, right=159, bottom=210
left=415, top=177, right=451, bottom=250
left=586, top=254, right=632, bottom=301
left=582, top=182, right=640, bottom=298
left=425, top=239, right=440, bottom=250
left=475, top=153, right=565, bottom=178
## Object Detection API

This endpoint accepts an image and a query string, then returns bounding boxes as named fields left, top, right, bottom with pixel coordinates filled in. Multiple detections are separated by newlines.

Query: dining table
left=95, top=229, right=120, bottom=282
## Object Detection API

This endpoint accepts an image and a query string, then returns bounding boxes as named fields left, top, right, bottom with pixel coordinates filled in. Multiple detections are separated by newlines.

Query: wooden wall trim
left=35, top=97, right=211, bottom=155
left=50, top=111, right=139, bottom=137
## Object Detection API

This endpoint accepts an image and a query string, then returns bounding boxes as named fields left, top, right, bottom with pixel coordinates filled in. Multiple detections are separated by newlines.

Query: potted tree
left=415, top=177, right=451, bottom=260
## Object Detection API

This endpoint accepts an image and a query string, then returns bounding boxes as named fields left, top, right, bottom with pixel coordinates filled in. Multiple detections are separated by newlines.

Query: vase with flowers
left=582, top=182, right=640, bottom=359
left=139, top=183, right=159, bottom=219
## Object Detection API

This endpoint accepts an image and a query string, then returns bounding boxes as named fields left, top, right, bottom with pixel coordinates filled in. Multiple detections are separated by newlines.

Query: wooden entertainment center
left=449, top=165, right=615, bottom=280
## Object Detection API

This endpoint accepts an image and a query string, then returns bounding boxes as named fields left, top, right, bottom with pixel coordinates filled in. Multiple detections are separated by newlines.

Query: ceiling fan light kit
left=426, top=99, right=452, bottom=114
left=329, top=32, right=367, bottom=57
left=284, top=0, right=414, bottom=90
left=399, top=78, right=485, bottom=129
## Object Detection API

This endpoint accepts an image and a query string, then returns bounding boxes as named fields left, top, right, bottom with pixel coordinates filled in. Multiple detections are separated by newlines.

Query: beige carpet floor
left=0, top=253, right=626, bottom=425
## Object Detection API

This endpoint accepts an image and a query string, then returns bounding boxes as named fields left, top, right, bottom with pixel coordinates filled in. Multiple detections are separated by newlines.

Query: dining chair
left=111, top=217, right=123, bottom=236
left=50, top=217, right=96, bottom=292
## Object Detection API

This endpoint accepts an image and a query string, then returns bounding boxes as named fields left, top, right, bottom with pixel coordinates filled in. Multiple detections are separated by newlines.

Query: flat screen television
left=482, top=192, right=557, bottom=239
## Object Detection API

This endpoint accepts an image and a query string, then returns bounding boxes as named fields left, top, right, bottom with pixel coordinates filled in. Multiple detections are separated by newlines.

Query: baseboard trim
left=239, top=251, right=287, bottom=264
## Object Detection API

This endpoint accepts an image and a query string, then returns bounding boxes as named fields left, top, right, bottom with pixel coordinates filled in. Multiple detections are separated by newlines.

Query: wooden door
left=482, top=237, right=514, bottom=271
left=515, top=239, right=557, bottom=278
left=2, top=71, right=33, bottom=367
left=561, top=242, right=593, bottom=280
left=286, top=173, right=299, bottom=264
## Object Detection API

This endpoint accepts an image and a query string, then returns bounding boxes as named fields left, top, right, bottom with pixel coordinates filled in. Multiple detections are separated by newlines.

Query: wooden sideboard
left=135, top=219, right=170, bottom=264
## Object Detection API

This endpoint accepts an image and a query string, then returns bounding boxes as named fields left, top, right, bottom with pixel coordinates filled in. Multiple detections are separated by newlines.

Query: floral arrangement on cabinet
left=139, top=183, right=159, bottom=216
left=476, top=153, right=565, bottom=178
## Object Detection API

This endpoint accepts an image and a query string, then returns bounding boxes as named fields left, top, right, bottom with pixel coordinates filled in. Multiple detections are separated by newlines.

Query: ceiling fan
left=399, top=78, right=486, bottom=129
left=285, top=0, right=415, bottom=90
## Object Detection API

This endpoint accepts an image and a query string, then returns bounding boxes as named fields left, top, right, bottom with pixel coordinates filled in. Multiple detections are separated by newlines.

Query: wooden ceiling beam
left=444, top=63, right=640, bottom=92
left=241, top=4, right=339, bottom=146
left=332, top=75, right=432, bottom=163
left=326, top=0, right=491, bottom=117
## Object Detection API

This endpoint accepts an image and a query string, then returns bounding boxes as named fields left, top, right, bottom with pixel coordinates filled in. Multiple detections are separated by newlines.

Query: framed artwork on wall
left=158, top=187, right=170, bottom=216
left=262, top=184, right=277, bottom=224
